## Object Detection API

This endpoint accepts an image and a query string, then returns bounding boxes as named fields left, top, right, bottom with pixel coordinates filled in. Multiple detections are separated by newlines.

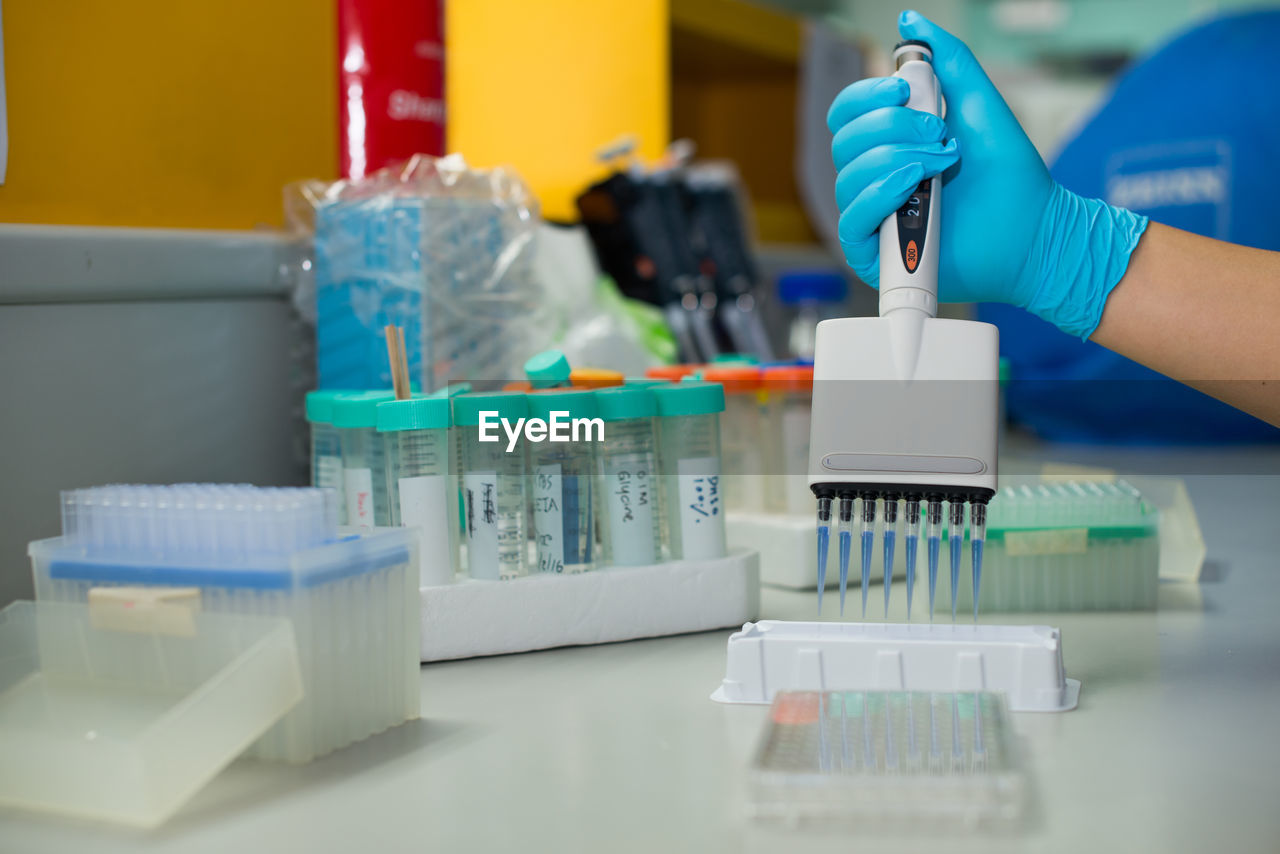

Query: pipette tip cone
left=816, top=525, right=829, bottom=615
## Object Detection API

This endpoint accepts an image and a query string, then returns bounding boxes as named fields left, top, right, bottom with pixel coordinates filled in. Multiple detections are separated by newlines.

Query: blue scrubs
left=978, top=11, right=1280, bottom=442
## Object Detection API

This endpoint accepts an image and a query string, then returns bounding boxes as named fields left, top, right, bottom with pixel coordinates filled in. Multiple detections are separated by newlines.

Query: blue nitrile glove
left=828, top=10, right=1149, bottom=339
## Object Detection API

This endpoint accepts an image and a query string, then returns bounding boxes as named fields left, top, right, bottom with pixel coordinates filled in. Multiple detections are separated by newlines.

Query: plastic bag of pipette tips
left=749, top=691, right=1028, bottom=833
left=285, top=153, right=551, bottom=392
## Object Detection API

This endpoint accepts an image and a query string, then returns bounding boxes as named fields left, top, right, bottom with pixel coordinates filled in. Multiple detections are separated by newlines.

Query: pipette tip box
left=419, top=548, right=760, bottom=661
left=712, top=620, right=1079, bottom=712
left=749, top=690, right=1028, bottom=831
left=29, top=485, right=421, bottom=764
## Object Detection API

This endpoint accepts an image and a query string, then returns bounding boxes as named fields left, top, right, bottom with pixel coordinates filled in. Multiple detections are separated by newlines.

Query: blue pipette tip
left=838, top=530, right=851, bottom=617
left=816, top=525, right=830, bottom=614
left=950, top=533, right=962, bottom=623
left=972, top=537, right=984, bottom=623
left=860, top=529, right=873, bottom=619
left=927, top=536, right=940, bottom=622
left=882, top=531, right=896, bottom=618
left=905, top=536, right=918, bottom=622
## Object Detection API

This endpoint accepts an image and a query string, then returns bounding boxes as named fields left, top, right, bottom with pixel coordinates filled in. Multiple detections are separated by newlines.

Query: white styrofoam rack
left=711, top=620, right=1079, bottom=712
left=727, top=511, right=908, bottom=590
left=419, top=549, right=760, bottom=662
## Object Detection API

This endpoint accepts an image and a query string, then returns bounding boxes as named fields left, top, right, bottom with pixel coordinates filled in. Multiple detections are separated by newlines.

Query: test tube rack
left=418, top=549, right=759, bottom=662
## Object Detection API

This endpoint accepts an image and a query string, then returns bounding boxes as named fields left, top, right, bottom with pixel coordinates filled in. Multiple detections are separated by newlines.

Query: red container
left=337, top=0, right=446, bottom=179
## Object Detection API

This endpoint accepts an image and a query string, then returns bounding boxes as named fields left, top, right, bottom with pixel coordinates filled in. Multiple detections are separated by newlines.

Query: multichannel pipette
left=808, top=40, right=999, bottom=623
left=949, top=500, right=965, bottom=621
left=904, top=498, right=920, bottom=619
left=838, top=495, right=854, bottom=615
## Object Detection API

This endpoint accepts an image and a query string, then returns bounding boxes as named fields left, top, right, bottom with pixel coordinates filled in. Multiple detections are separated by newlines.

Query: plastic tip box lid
left=0, top=600, right=302, bottom=828
left=35, top=527, right=413, bottom=592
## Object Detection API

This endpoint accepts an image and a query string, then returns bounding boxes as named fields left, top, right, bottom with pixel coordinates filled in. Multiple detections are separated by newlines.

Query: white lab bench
left=3, top=443, right=1280, bottom=853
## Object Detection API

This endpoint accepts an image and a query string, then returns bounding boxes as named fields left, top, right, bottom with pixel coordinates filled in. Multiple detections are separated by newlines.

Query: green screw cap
left=595, top=386, right=657, bottom=421
left=377, top=396, right=451, bottom=432
left=452, top=391, right=529, bottom=426
left=331, top=391, right=396, bottom=429
left=526, top=388, right=598, bottom=422
left=305, top=390, right=352, bottom=424
left=653, top=381, right=725, bottom=417
left=524, top=350, right=571, bottom=389
left=429, top=382, right=473, bottom=398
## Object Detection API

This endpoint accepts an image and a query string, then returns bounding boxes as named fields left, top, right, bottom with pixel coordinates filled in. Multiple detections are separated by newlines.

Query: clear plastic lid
left=0, top=599, right=302, bottom=827
left=750, top=690, right=1027, bottom=831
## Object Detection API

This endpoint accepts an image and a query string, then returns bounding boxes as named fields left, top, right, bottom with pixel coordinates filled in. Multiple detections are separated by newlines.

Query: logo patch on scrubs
left=1104, top=139, right=1231, bottom=239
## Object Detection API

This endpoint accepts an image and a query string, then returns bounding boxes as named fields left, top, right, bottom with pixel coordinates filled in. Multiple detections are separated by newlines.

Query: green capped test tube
left=305, top=390, right=349, bottom=521
left=526, top=389, right=599, bottom=573
left=653, top=381, right=727, bottom=561
left=452, top=391, right=530, bottom=580
left=332, top=391, right=395, bottom=528
left=378, top=395, right=457, bottom=586
left=595, top=386, right=662, bottom=566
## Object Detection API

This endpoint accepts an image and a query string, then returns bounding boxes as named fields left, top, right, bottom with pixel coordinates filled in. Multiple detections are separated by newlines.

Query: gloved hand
left=829, top=10, right=1149, bottom=339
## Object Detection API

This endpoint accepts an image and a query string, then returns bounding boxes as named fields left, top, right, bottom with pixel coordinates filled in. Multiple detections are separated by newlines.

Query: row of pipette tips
left=816, top=495, right=988, bottom=623
left=60, top=484, right=341, bottom=558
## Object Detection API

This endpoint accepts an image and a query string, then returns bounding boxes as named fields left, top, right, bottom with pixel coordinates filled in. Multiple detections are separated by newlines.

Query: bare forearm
left=1090, top=222, right=1280, bottom=426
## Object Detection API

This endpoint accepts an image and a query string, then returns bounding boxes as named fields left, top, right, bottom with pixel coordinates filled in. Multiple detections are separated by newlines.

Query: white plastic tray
left=711, top=620, right=1079, bottom=712
left=420, top=549, right=760, bottom=662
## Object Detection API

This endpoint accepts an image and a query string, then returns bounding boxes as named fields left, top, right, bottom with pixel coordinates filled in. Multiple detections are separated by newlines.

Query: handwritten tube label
left=463, top=471, right=500, bottom=579
left=532, top=464, right=566, bottom=573
left=604, top=452, right=656, bottom=565
left=677, top=456, right=725, bottom=560
left=344, top=467, right=375, bottom=529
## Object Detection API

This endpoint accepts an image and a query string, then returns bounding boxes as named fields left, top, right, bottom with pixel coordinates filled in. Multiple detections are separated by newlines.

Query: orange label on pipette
left=905, top=240, right=919, bottom=271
